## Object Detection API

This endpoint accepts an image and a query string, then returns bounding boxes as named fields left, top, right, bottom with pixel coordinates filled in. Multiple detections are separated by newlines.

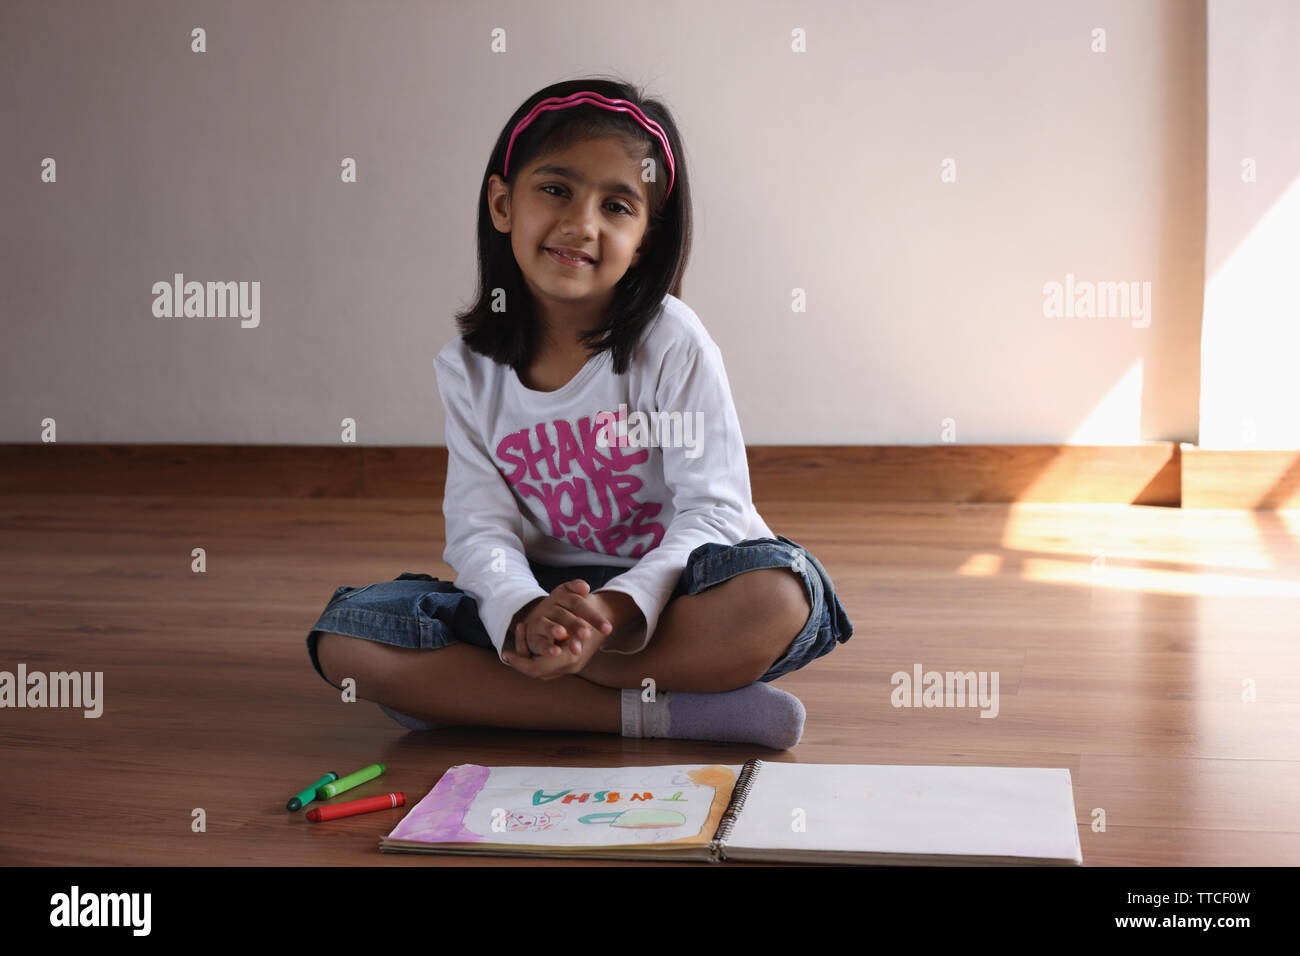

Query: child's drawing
left=387, top=764, right=739, bottom=849
left=577, top=808, right=687, bottom=828
left=501, top=808, right=564, bottom=832
left=479, top=768, right=722, bottom=846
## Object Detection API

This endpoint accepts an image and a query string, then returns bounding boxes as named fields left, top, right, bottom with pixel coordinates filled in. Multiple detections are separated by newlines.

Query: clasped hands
left=502, top=580, right=633, bottom=680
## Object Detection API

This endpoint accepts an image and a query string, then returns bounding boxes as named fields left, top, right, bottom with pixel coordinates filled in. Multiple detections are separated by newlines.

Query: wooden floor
left=1, top=493, right=1298, bottom=866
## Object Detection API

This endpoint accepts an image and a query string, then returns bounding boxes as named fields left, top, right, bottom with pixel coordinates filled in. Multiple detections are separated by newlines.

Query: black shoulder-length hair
left=452, top=75, right=692, bottom=376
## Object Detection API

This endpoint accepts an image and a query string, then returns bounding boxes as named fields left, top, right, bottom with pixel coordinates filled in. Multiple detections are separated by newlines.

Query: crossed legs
left=314, top=567, right=811, bottom=731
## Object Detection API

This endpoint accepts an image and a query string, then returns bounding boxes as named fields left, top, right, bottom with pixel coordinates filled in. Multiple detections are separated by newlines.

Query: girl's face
left=488, top=136, right=654, bottom=326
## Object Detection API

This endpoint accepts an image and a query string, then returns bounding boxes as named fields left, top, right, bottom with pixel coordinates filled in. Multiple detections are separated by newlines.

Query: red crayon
left=306, top=792, right=406, bottom=822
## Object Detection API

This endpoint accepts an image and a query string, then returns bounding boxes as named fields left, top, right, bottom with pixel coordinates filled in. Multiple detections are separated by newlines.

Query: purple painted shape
left=386, top=764, right=490, bottom=843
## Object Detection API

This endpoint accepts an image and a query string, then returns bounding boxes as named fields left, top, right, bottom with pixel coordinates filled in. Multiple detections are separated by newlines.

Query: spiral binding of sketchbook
left=709, top=757, right=761, bottom=861
left=377, top=758, right=1083, bottom=866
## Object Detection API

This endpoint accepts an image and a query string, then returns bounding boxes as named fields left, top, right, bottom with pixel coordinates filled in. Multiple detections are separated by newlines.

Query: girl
left=306, top=77, right=853, bottom=750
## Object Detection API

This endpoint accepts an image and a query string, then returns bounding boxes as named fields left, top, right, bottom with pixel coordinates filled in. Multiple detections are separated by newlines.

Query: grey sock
left=620, top=683, right=806, bottom=750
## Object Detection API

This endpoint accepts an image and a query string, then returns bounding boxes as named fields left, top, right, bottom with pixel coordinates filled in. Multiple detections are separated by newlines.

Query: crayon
left=306, top=791, right=405, bottom=823
left=317, top=762, right=385, bottom=799
left=287, top=771, right=338, bottom=812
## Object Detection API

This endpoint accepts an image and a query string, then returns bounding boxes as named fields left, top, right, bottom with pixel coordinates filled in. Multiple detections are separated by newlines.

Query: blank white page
left=726, top=763, right=1082, bottom=864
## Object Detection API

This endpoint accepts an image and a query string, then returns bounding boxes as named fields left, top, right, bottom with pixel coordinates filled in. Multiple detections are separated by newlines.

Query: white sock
left=620, top=687, right=673, bottom=738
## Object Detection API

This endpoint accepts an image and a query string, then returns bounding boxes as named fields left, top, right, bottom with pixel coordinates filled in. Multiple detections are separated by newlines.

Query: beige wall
left=1201, top=0, right=1300, bottom=450
left=2, top=0, right=1212, bottom=445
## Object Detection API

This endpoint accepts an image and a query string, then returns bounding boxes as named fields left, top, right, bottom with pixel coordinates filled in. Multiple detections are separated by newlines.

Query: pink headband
left=502, top=91, right=676, bottom=204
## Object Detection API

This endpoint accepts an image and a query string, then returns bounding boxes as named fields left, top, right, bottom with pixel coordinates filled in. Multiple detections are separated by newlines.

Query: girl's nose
left=558, top=197, right=601, bottom=230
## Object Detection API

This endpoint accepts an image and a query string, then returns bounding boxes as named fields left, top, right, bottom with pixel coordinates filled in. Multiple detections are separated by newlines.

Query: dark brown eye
left=541, top=184, right=632, bottom=216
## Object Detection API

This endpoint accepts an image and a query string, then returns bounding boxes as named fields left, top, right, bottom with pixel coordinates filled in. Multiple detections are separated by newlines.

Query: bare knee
left=581, top=569, right=811, bottom=692
left=725, top=569, right=813, bottom=683
left=315, top=631, right=386, bottom=697
left=756, top=567, right=813, bottom=633
left=314, top=632, right=347, bottom=687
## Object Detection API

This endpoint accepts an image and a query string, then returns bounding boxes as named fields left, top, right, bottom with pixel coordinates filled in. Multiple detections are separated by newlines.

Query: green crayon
left=287, top=771, right=338, bottom=812
left=317, top=762, right=385, bottom=799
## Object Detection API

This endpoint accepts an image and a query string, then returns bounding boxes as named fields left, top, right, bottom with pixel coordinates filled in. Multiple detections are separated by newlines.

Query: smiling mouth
left=545, top=248, right=596, bottom=267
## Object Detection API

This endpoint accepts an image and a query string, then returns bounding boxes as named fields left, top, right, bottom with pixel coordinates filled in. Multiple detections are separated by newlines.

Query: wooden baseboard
left=1, top=441, right=1294, bottom=507
left=0, top=444, right=444, bottom=499
left=0, top=441, right=1221, bottom=506
left=745, top=443, right=1180, bottom=506
left=1181, top=444, right=1300, bottom=508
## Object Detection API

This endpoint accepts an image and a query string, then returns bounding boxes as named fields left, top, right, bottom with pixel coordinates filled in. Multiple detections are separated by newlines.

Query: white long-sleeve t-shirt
left=434, top=293, right=774, bottom=664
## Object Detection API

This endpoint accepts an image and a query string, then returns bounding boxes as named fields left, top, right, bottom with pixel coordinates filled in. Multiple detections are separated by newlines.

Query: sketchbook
left=378, top=760, right=1083, bottom=865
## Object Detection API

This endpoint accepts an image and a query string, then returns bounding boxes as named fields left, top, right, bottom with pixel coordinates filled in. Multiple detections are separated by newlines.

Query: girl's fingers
left=504, top=636, right=572, bottom=676
left=572, top=593, right=614, bottom=635
left=556, top=582, right=614, bottom=636
left=551, top=593, right=613, bottom=637
left=521, top=624, right=558, bottom=657
left=556, top=609, right=602, bottom=656
left=539, top=615, right=568, bottom=643
left=503, top=636, right=528, bottom=672
left=554, top=607, right=593, bottom=640
left=526, top=616, right=567, bottom=657
left=543, top=605, right=595, bottom=651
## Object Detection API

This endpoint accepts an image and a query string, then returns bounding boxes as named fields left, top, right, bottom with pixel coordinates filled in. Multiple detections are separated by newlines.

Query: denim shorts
left=305, top=533, right=854, bottom=730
